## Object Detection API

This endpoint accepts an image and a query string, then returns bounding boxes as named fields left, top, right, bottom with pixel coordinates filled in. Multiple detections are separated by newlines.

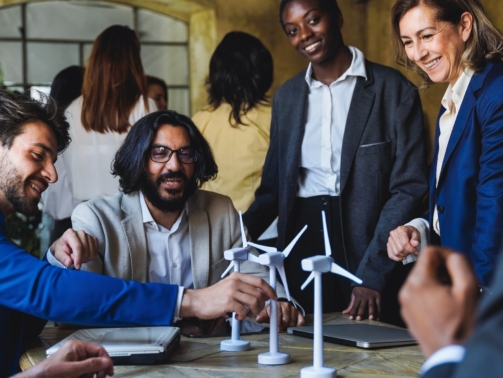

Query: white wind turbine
left=219, top=211, right=261, bottom=352
left=249, top=224, right=308, bottom=365
left=299, top=211, right=362, bottom=378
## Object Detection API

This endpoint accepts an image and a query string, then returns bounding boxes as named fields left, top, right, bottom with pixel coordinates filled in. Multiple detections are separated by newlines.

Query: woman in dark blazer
left=388, top=0, right=503, bottom=287
left=243, top=0, right=428, bottom=320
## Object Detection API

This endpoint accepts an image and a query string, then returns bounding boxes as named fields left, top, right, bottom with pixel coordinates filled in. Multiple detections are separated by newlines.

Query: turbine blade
left=247, top=253, right=261, bottom=264
left=277, top=265, right=291, bottom=301
left=282, top=224, right=308, bottom=258
left=239, top=211, right=247, bottom=248
left=322, top=211, right=332, bottom=257
left=330, top=262, right=363, bottom=284
left=248, top=242, right=277, bottom=253
left=301, top=272, right=316, bottom=290
left=221, top=261, right=235, bottom=278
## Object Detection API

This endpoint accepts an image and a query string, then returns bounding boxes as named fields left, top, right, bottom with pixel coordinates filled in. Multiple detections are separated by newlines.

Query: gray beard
left=0, top=153, right=39, bottom=215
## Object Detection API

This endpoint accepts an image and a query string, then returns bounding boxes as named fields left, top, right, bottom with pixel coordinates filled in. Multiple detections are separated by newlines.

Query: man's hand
left=387, top=225, right=421, bottom=261
left=15, top=340, right=114, bottom=378
left=399, top=246, right=479, bottom=358
left=256, top=301, right=305, bottom=330
left=180, top=272, right=277, bottom=321
left=342, top=287, right=381, bottom=321
left=51, top=229, right=99, bottom=270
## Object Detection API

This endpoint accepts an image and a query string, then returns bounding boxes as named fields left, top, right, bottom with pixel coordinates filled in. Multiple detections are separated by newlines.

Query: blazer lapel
left=121, top=192, right=149, bottom=282
left=340, top=63, right=375, bottom=193
left=187, top=192, right=210, bottom=289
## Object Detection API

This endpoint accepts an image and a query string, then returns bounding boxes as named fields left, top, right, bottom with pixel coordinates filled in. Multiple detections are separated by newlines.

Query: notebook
left=287, top=324, right=416, bottom=349
left=46, top=326, right=180, bottom=365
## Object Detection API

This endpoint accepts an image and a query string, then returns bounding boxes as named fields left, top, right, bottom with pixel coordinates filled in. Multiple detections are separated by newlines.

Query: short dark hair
left=146, top=75, right=168, bottom=104
left=50, top=65, right=85, bottom=111
left=206, top=31, right=273, bottom=125
left=0, top=90, right=71, bottom=153
left=279, top=0, right=342, bottom=28
left=113, top=110, right=218, bottom=194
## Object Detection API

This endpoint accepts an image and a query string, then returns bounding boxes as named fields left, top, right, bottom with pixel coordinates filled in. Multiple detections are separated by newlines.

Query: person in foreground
left=399, top=245, right=503, bottom=377
left=387, top=0, right=503, bottom=286
left=13, top=340, right=114, bottom=378
left=244, top=0, right=428, bottom=321
left=0, top=90, right=276, bottom=376
left=48, top=110, right=304, bottom=329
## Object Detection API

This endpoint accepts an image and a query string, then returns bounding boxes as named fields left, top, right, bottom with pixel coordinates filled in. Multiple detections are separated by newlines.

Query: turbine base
left=258, top=351, right=290, bottom=365
left=300, top=366, right=337, bottom=377
left=220, top=339, right=250, bottom=352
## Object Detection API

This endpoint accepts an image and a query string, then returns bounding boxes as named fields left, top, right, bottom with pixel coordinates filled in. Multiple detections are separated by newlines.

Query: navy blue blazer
left=0, top=211, right=178, bottom=376
left=244, top=60, right=428, bottom=293
left=429, top=61, right=503, bottom=285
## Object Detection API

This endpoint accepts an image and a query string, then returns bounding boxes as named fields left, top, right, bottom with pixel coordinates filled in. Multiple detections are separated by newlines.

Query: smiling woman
left=387, top=0, right=503, bottom=287
left=243, top=0, right=428, bottom=324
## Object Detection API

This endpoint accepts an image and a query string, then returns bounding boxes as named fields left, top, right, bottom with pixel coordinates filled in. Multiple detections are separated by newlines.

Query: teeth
left=425, top=58, right=440, bottom=68
left=305, top=41, right=320, bottom=52
left=30, top=184, right=41, bottom=193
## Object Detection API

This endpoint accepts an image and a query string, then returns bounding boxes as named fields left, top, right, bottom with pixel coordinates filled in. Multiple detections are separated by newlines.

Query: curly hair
left=0, top=90, right=70, bottom=153
left=112, top=110, right=218, bottom=194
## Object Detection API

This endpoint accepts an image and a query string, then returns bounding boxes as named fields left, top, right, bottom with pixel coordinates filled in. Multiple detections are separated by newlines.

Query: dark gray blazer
left=244, top=60, right=428, bottom=292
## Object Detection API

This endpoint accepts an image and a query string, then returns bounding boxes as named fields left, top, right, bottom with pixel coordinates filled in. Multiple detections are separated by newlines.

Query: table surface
left=20, top=313, right=424, bottom=377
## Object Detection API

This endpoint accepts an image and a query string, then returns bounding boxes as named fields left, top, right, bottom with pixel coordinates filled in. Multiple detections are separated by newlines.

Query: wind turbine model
left=299, top=211, right=362, bottom=378
left=219, top=211, right=261, bottom=352
left=248, top=224, right=308, bottom=365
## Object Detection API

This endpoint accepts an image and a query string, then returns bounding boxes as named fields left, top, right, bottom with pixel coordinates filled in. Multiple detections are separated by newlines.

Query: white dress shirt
left=297, top=46, right=367, bottom=197
left=404, top=70, right=474, bottom=263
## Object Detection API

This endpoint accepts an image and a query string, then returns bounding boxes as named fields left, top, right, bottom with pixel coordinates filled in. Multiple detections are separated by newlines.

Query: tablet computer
left=287, top=324, right=416, bottom=349
left=46, top=326, right=180, bottom=365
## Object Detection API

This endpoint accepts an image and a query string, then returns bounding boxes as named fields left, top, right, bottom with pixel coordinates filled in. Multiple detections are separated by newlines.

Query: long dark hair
left=206, top=31, right=273, bottom=126
left=113, top=110, right=217, bottom=194
left=82, top=25, right=148, bottom=134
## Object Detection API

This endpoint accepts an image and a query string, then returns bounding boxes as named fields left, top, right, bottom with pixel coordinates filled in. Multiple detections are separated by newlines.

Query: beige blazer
left=72, top=190, right=285, bottom=296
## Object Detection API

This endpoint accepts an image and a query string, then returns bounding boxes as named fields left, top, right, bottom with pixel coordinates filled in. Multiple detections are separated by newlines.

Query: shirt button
left=437, top=205, right=445, bottom=214
left=172, top=263, right=177, bottom=268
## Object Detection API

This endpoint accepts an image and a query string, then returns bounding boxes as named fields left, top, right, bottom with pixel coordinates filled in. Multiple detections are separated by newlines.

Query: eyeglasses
left=149, top=145, right=199, bottom=164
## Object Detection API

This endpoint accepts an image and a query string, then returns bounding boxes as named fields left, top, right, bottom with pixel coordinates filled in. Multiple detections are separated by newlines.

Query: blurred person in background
left=192, top=31, right=273, bottom=213
left=147, top=75, right=168, bottom=110
left=44, top=25, right=156, bottom=228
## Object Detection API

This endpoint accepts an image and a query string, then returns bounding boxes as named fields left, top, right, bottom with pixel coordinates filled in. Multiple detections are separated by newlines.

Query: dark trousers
left=284, top=196, right=350, bottom=314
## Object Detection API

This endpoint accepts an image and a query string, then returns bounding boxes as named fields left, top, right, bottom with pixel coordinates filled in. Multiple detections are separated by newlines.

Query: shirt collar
left=441, top=69, right=474, bottom=112
left=139, top=191, right=188, bottom=231
left=304, top=46, right=367, bottom=87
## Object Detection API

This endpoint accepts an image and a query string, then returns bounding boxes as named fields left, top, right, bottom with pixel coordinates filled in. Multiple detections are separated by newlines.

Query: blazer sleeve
left=0, top=233, right=178, bottom=327
left=243, top=94, right=281, bottom=240
left=355, top=85, right=428, bottom=292
left=421, top=363, right=458, bottom=378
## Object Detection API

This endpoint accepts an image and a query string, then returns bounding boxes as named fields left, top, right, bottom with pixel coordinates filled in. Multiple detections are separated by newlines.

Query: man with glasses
left=48, top=110, right=304, bottom=330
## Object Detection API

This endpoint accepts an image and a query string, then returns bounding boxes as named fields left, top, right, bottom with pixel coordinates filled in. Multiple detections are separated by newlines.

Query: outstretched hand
left=51, top=229, right=99, bottom=270
left=399, top=246, right=479, bottom=358
left=180, top=272, right=277, bottom=321
left=15, top=340, right=114, bottom=378
left=387, top=225, right=421, bottom=261
left=256, top=301, right=305, bottom=330
left=342, top=287, right=381, bottom=321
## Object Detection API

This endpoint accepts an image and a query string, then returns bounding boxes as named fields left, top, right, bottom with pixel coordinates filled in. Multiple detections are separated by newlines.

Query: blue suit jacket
left=0, top=211, right=178, bottom=376
left=430, top=61, right=503, bottom=285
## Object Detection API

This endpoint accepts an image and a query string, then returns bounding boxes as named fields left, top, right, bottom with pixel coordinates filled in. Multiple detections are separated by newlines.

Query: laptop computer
left=46, top=326, right=180, bottom=365
left=287, top=324, right=416, bottom=349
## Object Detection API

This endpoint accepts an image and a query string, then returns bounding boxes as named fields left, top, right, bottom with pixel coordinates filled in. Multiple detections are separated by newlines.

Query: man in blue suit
left=0, top=90, right=276, bottom=376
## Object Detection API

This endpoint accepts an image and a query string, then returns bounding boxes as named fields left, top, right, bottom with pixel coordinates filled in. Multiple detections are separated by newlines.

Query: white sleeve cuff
left=420, top=345, right=465, bottom=375
left=173, top=286, right=184, bottom=323
left=46, top=248, right=68, bottom=269
left=403, top=218, right=430, bottom=265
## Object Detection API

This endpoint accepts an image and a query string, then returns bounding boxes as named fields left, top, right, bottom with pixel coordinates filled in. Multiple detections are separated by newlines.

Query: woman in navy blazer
left=387, top=0, right=503, bottom=287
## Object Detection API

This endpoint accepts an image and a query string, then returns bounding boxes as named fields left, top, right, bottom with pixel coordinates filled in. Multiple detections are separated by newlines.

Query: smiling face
left=399, top=6, right=472, bottom=85
left=281, top=0, right=343, bottom=66
left=141, top=124, right=196, bottom=213
left=0, top=121, right=58, bottom=216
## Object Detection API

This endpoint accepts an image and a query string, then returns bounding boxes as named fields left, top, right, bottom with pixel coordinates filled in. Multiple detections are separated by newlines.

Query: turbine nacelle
left=258, top=252, right=285, bottom=266
left=301, top=255, right=332, bottom=273
left=224, top=248, right=249, bottom=262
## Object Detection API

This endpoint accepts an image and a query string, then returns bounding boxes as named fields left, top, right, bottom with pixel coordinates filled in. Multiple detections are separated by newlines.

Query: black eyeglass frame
left=148, top=145, right=199, bottom=164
